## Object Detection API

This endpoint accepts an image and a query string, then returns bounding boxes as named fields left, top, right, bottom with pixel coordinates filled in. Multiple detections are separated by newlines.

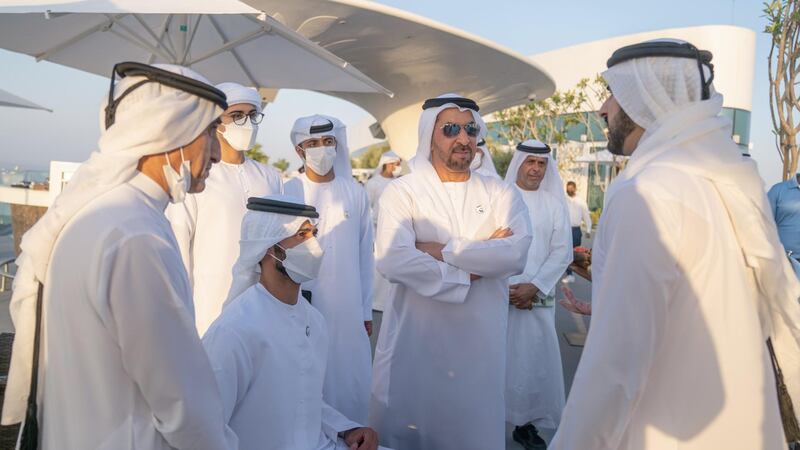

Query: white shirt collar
left=129, top=172, right=169, bottom=212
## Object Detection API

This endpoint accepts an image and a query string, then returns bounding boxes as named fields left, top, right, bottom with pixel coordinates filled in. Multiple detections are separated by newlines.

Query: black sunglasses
left=440, top=122, right=480, bottom=138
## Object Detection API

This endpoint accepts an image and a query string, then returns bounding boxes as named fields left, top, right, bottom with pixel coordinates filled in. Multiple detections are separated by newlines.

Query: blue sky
left=0, top=0, right=785, bottom=184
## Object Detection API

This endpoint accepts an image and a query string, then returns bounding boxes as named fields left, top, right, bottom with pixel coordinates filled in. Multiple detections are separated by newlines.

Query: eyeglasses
left=296, top=226, right=319, bottom=239
left=228, top=111, right=264, bottom=126
left=440, top=122, right=480, bottom=138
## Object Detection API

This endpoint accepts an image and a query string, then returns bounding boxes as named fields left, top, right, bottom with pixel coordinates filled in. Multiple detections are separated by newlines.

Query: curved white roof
left=530, top=25, right=756, bottom=111
left=247, top=0, right=556, bottom=122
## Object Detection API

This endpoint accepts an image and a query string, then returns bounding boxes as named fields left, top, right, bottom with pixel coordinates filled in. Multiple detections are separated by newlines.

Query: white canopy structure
left=0, top=0, right=392, bottom=99
left=0, top=88, right=51, bottom=111
left=247, top=0, right=556, bottom=158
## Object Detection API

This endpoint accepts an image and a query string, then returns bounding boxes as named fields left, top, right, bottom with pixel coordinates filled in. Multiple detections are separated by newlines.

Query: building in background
left=486, top=25, right=756, bottom=212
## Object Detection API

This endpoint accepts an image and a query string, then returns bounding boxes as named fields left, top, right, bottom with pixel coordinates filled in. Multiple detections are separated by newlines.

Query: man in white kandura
left=550, top=39, right=800, bottom=450
left=365, top=151, right=402, bottom=226
left=471, top=138, right=500, bottom=178
left=504, top=140, right=572, bottom=450
left=2, top=63, right=237, bottom=449
left=285, top=115, right=374, bottom=424
left=203, top=195, right=388, bottom=450
left=167, top=82, right=282, bottom=335
left=365, top=151, right=402, bottom=312
left=565, top=181, right=591, bottom=243
left=370, top=94, right=532, bottom=450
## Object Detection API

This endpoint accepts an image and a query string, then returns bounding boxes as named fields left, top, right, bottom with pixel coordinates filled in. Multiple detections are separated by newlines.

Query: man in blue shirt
left=768, top=174, right=800, bottom=264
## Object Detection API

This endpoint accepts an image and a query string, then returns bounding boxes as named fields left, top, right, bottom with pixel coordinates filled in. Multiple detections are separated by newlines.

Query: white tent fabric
left=0, top=0, right=392, bottom=96
left=0, top=88, right=51, bottom=111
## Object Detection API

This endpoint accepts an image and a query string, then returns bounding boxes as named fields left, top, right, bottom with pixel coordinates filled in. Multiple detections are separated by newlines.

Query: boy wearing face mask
left=284, top=115, right=375, bottom=425
left=203, top=196, right=384, bottom=450
left=166, top=82, right=283, bottom=336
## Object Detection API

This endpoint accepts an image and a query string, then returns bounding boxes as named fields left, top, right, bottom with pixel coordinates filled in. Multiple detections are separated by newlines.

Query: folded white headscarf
left=215, top=82, right=262, bottom=112
left=603, top=45, right=800, bottom=363
left=407, top=93, right=487, bottom=235
left=2, top=64, right=224, bottom=425
left=372, top=150, right=401, bottom=176
left=504, top=140, right=568, bottom=214
left=290, top=114, right=353, bottom=178
left=475, top=140, right=499, bottom=178
left=225, top=194, right=310, bottom=305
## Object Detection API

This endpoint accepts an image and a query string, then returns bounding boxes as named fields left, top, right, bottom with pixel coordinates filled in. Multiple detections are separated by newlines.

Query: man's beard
left=607, top=108, right=637, bottom=156
left=444, top=144, right=473, bottom=171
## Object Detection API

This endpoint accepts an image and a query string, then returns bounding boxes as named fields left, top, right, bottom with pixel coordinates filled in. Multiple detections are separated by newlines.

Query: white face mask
left=304, top=145, right=336, bottom=176
left=470, top=151, right=483, bottom=171
left=219, top=120, right=258, bottom=152
left=391, top=165, right=402, bottom=178
left=272, top=237, right=325, bottom=284
left=162, top=147, right=191, bottom=204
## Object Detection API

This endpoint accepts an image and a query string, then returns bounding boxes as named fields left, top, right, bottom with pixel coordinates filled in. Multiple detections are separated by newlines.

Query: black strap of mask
left=19, top=283, right=43, bottom=450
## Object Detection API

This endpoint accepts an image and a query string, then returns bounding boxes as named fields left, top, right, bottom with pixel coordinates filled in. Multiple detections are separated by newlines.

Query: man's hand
left=509, top=283, right=538, bottom=310
left=489, top=227, right=513, bottom=240
left=415, top=241, right=445, bottom=261
left=343, top=427, right=379, bottom=450
left=510, top=296, right=534, bottom=310
left=559, top=285, right=592, bottom=315
left=417, top=228, right=511, bottom=278
left=364, top=321, right=373, bottom=337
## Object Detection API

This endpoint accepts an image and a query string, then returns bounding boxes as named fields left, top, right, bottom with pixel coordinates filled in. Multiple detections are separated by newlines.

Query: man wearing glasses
left=167, top=82, right=283, bottom=336
left=369, top=94, right=531, bottom=450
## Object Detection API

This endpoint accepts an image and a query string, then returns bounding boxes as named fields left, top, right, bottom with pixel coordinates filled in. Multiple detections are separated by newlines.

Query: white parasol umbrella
left=0, top=0, right=392, bottom=98
left=0, top=88, right=51, bottom=111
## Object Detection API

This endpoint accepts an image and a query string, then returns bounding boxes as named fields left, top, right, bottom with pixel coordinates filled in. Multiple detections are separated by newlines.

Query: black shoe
left=512, top=424, right=547, bottom=450
left=512, top=425, right=531, bottom=447
left=527, top=425, right=547, bottom=450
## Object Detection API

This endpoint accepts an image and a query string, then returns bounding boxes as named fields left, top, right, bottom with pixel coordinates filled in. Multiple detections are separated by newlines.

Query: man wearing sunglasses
left=285, top=115, right=375, bottom=427
left=167, top=82, right=283, bottom=336
left=369, top=94, right=532, bottom=450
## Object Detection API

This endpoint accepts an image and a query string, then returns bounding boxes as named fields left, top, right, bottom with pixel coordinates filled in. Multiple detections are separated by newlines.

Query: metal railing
left=0, top=257, right=15, bottom=292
